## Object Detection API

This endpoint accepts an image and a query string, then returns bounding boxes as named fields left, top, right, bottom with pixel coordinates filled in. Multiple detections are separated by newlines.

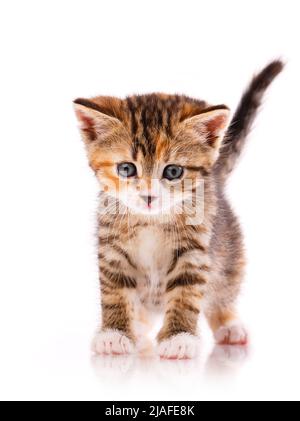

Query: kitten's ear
left=181, top=106, right=230, bottom=150
left=73, top=97, right=125, bottom=143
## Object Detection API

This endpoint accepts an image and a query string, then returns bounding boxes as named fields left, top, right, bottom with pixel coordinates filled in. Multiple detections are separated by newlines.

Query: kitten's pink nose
left=140, top=195, right=157, bottom=207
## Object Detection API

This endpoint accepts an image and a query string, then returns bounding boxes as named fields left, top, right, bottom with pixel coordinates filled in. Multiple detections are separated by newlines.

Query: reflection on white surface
left=205, top=345, right=249, bottom=377
left=91, top=344, right=249, bottom=382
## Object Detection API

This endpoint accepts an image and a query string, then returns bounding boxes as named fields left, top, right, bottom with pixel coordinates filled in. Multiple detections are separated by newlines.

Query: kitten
left=74, top=61, right=283, bottom=359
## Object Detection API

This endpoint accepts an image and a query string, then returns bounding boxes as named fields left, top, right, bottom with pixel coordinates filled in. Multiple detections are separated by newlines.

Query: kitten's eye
left=117, top=162, right=137, bottom=178
left=163, top=165, right=184, bottom=181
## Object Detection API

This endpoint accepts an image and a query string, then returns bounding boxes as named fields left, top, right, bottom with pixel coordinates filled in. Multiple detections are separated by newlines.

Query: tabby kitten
left=74, top=61, right=283, bottom=359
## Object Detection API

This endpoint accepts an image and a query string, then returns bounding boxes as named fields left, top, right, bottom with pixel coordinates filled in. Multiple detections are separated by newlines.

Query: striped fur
left=74, top=61, right=283, bottom=357
left=214, top=60, right=284, bottom=181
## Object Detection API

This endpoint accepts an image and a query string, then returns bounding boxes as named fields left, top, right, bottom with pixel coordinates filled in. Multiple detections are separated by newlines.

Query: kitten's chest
left=129, top=226, right=172, bottom=303
left=132, top=226, right=171, bottom=275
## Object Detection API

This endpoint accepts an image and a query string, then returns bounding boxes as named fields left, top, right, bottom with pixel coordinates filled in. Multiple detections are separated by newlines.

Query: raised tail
left=214, top=60, right=284, bottom=181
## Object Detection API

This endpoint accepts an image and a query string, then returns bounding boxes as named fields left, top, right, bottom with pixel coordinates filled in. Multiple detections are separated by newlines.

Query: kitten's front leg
left=92, top=267, right=137, bottom=356
left=157, top=275, right=205, bottom=360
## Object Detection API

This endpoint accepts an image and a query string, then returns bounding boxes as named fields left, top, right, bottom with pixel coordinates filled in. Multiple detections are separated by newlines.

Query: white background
left=0, top=0, right=299, bottom=401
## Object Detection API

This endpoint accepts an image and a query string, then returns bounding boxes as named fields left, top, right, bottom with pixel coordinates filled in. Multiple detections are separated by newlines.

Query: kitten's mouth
left=141, top=207, right=161, bottom=215
left=125, top=203, right=165, bottom=216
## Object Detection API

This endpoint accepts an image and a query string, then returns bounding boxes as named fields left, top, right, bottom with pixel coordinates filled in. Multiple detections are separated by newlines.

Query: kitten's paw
left=92, top=330, right=135, bottom=355
left=214, top=323, right=248, bottom=346
left=157, top=333, right=199, bottom=360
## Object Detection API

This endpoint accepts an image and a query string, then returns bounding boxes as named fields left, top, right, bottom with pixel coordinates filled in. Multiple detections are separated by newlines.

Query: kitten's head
left=74, top=94, right=229, bottom=216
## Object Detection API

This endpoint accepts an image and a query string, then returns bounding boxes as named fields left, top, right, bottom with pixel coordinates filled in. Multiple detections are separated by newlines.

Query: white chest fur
left=130, top=226, right=172, bottom=307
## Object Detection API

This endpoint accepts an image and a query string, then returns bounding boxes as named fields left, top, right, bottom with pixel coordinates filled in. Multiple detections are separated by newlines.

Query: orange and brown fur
left=74, top=61, right=283, bottom=359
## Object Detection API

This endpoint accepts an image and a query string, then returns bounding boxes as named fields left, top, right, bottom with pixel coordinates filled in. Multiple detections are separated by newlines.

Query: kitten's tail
left=214, top=60, right=284, bottom=181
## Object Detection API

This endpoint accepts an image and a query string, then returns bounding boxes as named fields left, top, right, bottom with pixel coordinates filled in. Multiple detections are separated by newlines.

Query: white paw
left=214, top=322, right=248, bottom=345
left=92, top=330, right=135, bottom=355
left=157, top=333, right=199, bottom=360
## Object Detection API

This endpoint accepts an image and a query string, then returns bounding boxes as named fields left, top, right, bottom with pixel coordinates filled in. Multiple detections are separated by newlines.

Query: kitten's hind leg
left=206, top=306, right=248, bottom=346
left=133, top=305, right=154, bottom=355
